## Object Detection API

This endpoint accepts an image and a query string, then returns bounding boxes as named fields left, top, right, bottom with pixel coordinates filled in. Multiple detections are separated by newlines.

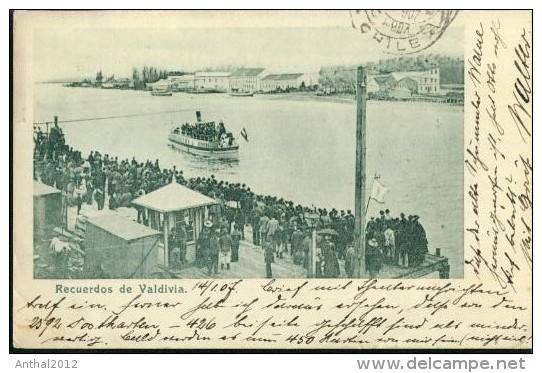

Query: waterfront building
left=260, top=73, right=305, bottom=92
left=229, top=68, right=266, bottom=92
left=390, top=68, right=440, bottom=94
left=195, top=71, right=231, bottom=91
left=148, top=78, right=171, bottom=91
left=131, top=182, right=216, bottom=266
left=367, top=68, right=440, bottom=96
left=168, top=74, right=196, bottom=91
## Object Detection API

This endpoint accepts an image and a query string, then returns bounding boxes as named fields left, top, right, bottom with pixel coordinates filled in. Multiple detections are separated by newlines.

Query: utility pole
left=354, top=66, right=367, bottom=278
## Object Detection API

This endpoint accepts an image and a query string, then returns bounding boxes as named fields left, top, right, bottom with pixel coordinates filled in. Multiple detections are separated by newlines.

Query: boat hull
left=168, top=134, right=239, bottom=159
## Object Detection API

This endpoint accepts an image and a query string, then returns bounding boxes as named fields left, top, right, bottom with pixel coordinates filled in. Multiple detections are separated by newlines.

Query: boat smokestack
left=196, top=111, right=202, bottom=122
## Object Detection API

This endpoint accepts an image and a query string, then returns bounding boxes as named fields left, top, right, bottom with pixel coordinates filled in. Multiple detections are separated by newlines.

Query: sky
left=29, top=11, right=464, bottom=81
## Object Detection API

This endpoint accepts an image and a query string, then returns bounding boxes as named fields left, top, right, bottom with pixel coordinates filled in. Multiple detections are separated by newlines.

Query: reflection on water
left=34, top=84, right=464, bottom=277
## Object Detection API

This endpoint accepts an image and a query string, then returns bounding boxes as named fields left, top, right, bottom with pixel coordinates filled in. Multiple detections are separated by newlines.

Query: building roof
left=390, top=71, right=431, bottom=81
left=195, top=71, right=231, bottom=77
left=230, top=68, right=265, bottom=77
left=373, top=76, right=391, bottom=85
left=34, top=181, right=61, bottom=197
left=262, top=73, right=304, bottom=81
left=86, top=214, right=161, bottom=242
left=132, top=182, right=216, bottom=213
left=168, top=74, right=195, bottom=81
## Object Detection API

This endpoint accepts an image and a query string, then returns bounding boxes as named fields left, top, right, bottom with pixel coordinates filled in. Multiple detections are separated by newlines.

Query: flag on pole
left=370, top=178, right=389, bottom=204
left=240, top=128, right=249, bottom=142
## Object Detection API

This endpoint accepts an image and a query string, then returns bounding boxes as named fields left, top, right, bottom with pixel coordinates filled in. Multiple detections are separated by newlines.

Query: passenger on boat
left=217, top=121, right=226, bottom=139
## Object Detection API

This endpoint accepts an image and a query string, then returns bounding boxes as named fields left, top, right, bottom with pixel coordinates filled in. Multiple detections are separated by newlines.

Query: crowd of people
left=34, top=126, right=429, bottom=279
left=173, top=119, right=234, bottom=147
left=365, top=209, right=428, bottom=277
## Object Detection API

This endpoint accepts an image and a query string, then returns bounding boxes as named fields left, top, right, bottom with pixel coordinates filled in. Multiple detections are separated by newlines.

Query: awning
left=131, top=182, right=216, bottom=213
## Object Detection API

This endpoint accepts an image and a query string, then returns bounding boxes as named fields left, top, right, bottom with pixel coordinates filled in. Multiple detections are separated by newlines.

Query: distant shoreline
left=257, top=92, right=355, bottom=104
left=49, top=84, right=463, bottom=106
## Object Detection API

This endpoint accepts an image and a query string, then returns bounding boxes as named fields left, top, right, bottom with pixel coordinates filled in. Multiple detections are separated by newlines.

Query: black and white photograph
left=31, top=11, right=464, bottom=280
left=12, top=8, right=533, bottom=354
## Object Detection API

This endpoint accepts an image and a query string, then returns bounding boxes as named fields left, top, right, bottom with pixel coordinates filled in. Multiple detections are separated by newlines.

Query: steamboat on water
left=168, top=111, right=241, bottom=159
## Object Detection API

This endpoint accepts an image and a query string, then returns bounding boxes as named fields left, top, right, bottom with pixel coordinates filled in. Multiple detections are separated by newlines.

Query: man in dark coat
left=290, top=227, right=304, bottom=265
left=322, top=235, right=340, bottom=278
left=234, top=211, right=246, bottom=240
left=94, top=187, right=105, bottom=210
left=197, top=223, right=211, bottom=268
left=250, top=208, right=261, bottom=245
left=410, top=215, right=428, bottom=267
left=231, top=224, right=242, bottom=262
left=263, top=238, right=274, bottom=278
left=178, top=222, right=188, bottom=267
left=302, top=232, right=312, bottom=269
left=207, top=229, right=220, bottom=275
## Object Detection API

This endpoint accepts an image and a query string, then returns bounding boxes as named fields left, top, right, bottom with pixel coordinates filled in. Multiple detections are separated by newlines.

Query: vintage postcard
left=12, top=10, right=532, bottom=350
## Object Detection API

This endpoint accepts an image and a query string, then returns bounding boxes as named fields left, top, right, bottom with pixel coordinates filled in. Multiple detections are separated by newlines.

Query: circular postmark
left=350, top=10, right=458, bottom=55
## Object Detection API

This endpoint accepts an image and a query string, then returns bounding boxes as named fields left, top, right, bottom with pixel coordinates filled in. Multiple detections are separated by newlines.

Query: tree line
left=132, top=66, right=170, bottom=90
left=319, top=54, right=464, bottom=94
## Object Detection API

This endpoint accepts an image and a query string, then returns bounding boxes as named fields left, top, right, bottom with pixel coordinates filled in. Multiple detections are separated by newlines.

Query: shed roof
left=373, top=76, right=391, bottom=85
left=390, top=71, right=428, bottom=81
left=34, top=181, right=61, bottom=197
left=131, top=182, right=216, bottom=213
left=195, top=71, right=231, bottom=77
left=230, top=68, right=265, bottom=77
left=262, top=73, right=304, bottom=81
left=86, top=214, right=161, bottom=242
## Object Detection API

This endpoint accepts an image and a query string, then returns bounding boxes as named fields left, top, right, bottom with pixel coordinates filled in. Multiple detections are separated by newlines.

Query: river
left=34, top=83, right=464, bottom=277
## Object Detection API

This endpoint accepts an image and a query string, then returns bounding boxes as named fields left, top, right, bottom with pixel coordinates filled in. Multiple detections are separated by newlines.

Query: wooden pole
left=163, top=212, right=169, bottom=267
left=355, top=66, right=367, bottom=278
left=311, top=229, right=317, bottom=278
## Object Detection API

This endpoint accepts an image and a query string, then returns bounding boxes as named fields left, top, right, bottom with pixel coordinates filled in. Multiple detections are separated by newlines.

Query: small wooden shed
left=33, top=181, right=63, bottom=238
left=83, top=214, right=161, bottom=278
left=131, top=182, right=216, bottom=266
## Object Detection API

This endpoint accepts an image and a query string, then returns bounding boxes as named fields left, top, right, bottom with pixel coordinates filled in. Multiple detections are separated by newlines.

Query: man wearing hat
left=366, top=237, right=383, bottom=278
left=322, top=235, right=340, bottom=278
left=231, top=224, right=242, bottom=262
left=207, top=228, right=220, bottom=275
left=197, top=221, right=212, bottom=268
left=219, top=227, right=233, bottom=270
left=410, top=215, right=428, bottom=267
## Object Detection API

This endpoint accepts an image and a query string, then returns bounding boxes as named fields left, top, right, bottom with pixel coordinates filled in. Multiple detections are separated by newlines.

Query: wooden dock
left=378, top=252, right=450, bottom=279
left=59, top=204, right=450, bottom=280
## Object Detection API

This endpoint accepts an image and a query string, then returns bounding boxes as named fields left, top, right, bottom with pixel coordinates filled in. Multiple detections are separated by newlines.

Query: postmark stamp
left=350, top=10, right=459, bottom=54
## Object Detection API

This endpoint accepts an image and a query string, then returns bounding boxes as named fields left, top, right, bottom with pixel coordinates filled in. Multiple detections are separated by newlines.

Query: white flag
left=370, top=178, right=389, bottom=204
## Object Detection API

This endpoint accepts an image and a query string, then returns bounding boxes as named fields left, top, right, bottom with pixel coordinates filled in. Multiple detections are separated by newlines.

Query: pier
left=41, top=200, right=449, bottom=279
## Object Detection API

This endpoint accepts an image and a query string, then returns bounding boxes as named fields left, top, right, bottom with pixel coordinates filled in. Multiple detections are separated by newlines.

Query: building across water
left=367, top=68, right=441, bottom=98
